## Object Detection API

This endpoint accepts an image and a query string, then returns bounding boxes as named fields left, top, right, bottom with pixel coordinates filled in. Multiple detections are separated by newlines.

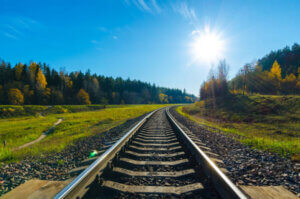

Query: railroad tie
left=112, top=167, right=195, bottom=177
left=135, top=137, right=177, bottom=142
left=125, top=150, right=185, bottom=157
left=101, top=181, right=204, bottom=195
left=129, top=145, right=182, bottom=151
left=120, top=157, right=189, bottom=165
left=132, top=141, right=179, bottom=146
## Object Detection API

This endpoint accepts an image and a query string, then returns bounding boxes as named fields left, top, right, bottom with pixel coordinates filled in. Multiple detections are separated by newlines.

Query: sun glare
left=191, top=27, right=225, bottom=63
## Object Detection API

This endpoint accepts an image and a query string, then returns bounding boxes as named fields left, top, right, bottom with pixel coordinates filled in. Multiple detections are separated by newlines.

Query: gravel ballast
left=0, top=114, right=145, bottom=196
left=170, top=107, right=299, bottom=196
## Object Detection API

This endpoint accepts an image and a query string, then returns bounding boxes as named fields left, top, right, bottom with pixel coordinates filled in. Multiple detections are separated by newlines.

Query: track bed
left=83, top=110, right=220, bottom=198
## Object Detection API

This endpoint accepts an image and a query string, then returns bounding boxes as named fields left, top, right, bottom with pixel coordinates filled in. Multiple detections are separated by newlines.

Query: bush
left=8, top=88, right=24, bottom=105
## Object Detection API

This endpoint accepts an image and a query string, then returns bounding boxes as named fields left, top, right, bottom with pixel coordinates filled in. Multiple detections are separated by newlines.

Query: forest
left=200, top=43, right=300, bottom=99
left=0, top=61, right=195, bottom=105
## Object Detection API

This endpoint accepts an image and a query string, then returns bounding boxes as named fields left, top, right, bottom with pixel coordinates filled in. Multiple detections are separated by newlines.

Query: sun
left=191, top=27, right=225, bottom=63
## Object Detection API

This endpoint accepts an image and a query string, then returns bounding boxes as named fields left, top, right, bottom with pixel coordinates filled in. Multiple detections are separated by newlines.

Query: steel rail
left=166, top=108, right=248, bottom=199
left=54, top=108, right=159, bottom=199
left=55, top=107, right=248, bottom=199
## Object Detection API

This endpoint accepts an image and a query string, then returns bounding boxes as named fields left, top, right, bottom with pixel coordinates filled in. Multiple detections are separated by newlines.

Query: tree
left=269, top=60, right=282, bottom=80
left=42, top=88, right=51, bottom=104
left=28, top=62, right=38, bottom=86
left=282, top=73, right=297, bottom=94
left=159, top=93, right=168, bottom=103
left=23, top=85, right=34, bottom=104
left=90, top=77, right=100, bottom=103
left=35, top=68, right=47, bottom=104
left=0, top=59, right=195, bottom=105
left=14, top=62, right=24, bottom=81
left=217, top=60, right=229, bottom=97
left=268, top=60, right=282, bottom=92
left=8, top=88, right=24, bottom=105
left=0, top=85, right=4, bottom=104
left=51, top=89, right=64, bottom=104
left=36, top=69, right=47, bottom=91
left=77, top=89, right=91, bottom=104
left=0, top=61, right=6, bottom=85
left=199, top=60, right=229, bottom=100
left=241, top=64, right=251, bottom=95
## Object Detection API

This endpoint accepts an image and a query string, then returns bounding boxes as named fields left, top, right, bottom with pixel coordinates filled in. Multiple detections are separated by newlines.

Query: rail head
left=166, top=108, right=248, bottom=199
left=54, top=108, right=160, bottom=199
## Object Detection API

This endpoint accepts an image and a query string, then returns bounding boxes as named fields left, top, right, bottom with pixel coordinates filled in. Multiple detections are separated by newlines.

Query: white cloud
left=124, top=0, right=161, bottom=14
left=136, top=0, right=151, bottom=11
left=14, top=17, right=38, bottom=29
left=151, top=0, right=161, bottom=13
left=0, top=15, right=40, bottom=40
left=3, top=32, right=18, bottom=40
left=172, top=2, right=197, bottom=22
left=6, top=24, right=23, bottom=36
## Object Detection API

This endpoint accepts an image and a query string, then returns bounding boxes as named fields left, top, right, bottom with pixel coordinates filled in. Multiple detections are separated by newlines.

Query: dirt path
left=13, top=118, right=63, bottom=151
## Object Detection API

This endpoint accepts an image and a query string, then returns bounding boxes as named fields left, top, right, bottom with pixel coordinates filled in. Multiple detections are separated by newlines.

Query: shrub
left=8, top=88, right=24, bottom=105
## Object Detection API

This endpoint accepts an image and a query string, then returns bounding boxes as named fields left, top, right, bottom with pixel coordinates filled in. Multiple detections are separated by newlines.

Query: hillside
left=229, top=43, right=300, bottom=95
left=179, top=94, right=300, bottom=160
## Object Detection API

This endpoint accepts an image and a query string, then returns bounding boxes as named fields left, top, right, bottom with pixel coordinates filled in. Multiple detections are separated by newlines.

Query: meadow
left=0, top=105, right=108, bottom=118
left=0, top=104, right=169, bottom=162
left=177, top=95, right=300, bottom=161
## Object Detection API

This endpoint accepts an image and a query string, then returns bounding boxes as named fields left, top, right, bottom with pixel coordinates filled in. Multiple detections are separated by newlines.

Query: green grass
left=0, top=104, right=169, bottom=162
left=0, top=105, right=108, bottom=118
left=177, top=95, right=300, bottom=161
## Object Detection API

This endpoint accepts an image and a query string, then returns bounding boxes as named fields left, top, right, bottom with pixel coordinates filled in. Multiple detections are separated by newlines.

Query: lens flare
left=89, top=150, right=98, bottom=158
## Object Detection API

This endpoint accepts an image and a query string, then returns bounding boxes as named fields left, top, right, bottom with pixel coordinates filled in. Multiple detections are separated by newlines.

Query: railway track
left=55, top=108, right=247, bottom=199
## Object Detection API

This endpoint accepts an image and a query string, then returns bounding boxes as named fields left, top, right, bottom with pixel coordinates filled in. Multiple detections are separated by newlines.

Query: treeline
left=230, top=43, right=300, bottom=95
left=0, top=60, right=195, bottom=105
left=259, top=43, right=300, bottom=78
left=200, top=43, right=300, bottom=100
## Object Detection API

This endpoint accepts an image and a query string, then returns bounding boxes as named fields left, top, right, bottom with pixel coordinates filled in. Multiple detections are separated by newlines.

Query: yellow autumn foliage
left=77, top=89, right=91, bottom=104
left=269, top=60, right=282, bottom=80
left=8, top=88, right=24, bottom=105
left=36, top=69, right=47, bottom=91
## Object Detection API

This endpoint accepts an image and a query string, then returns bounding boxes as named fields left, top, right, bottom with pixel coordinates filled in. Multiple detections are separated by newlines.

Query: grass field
left=177, top=95, right=300, bottom=161
left=0, top=105, right=107, bottom=118
left=0, top=104, right=169, bottom=162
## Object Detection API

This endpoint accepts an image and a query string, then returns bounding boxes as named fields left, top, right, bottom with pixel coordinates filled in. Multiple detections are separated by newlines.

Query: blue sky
left=0, top=0, right=299, bottom=95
